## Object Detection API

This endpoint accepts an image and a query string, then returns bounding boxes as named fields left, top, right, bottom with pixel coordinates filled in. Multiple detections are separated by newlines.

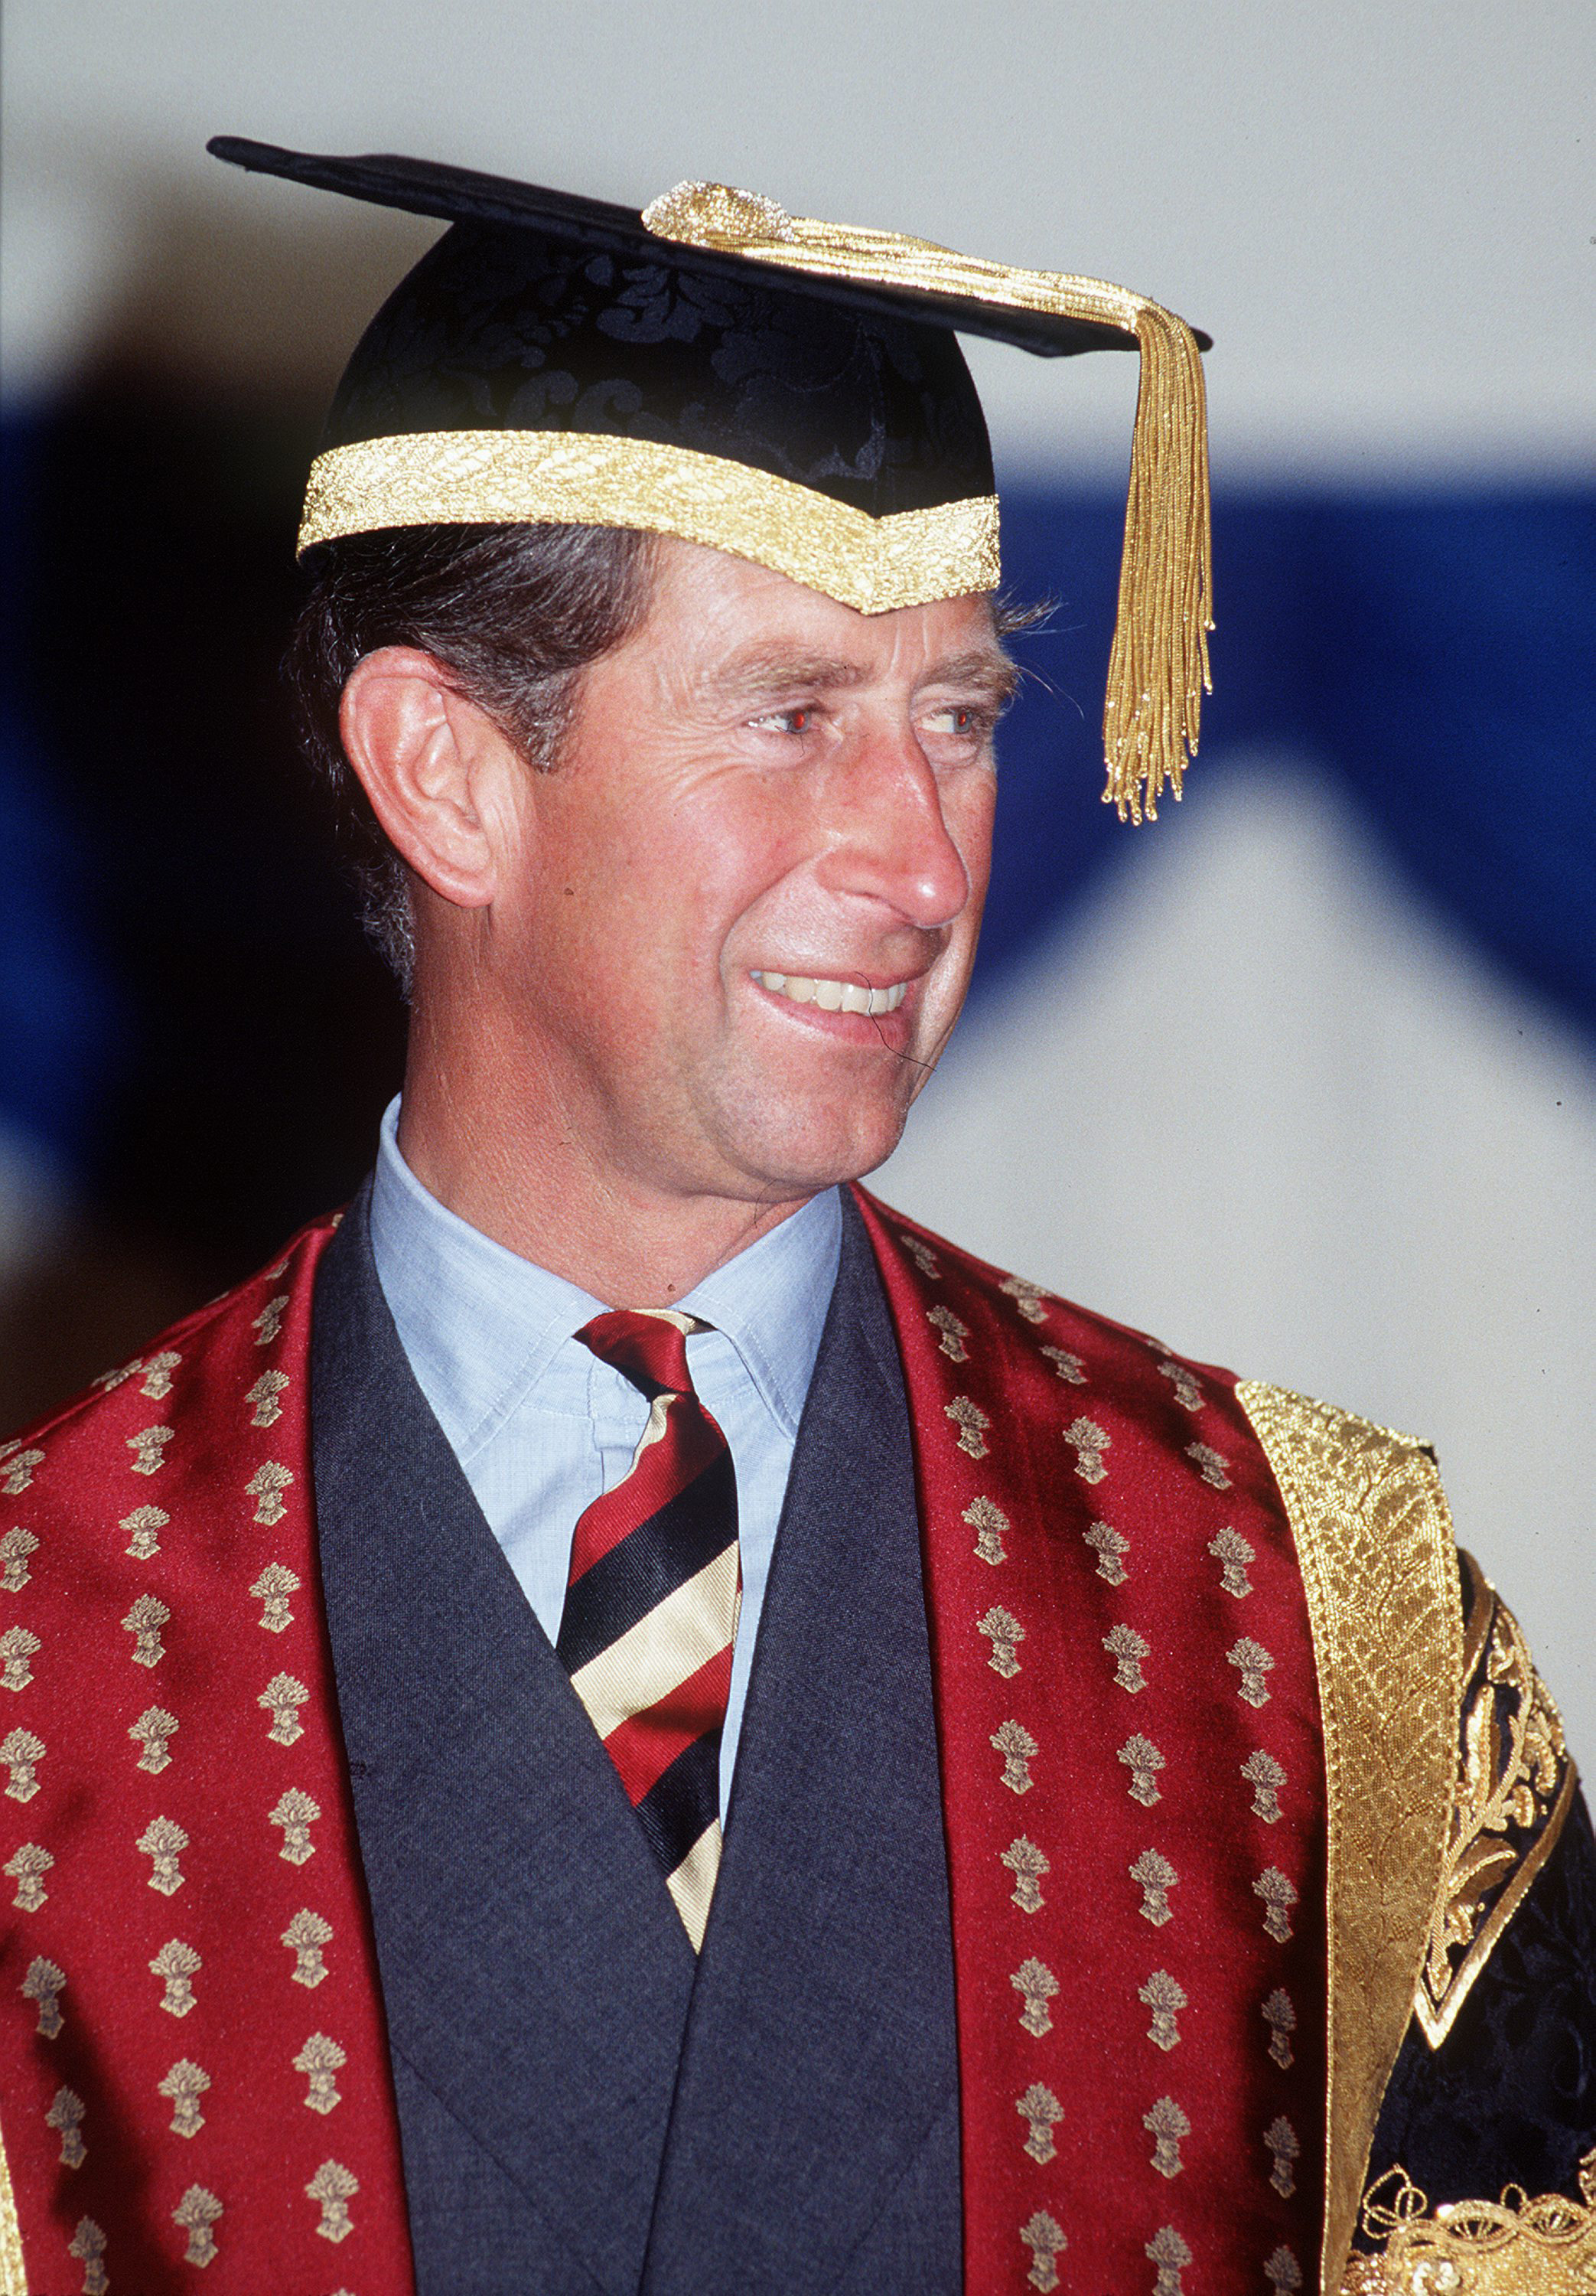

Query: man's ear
left=338, top=647, right=526, bottom=909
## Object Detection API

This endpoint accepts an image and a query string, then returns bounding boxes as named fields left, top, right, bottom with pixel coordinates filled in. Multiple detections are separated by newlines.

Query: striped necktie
left=558, top=1309, right=741, bottom=1949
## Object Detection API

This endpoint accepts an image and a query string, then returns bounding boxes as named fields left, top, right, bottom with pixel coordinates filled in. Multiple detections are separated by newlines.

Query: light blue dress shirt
left=367, top=1099, right=842, bottom=1814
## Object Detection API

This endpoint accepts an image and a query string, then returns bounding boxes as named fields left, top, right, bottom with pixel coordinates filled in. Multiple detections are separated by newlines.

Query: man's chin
left=727, top=1097, right=913, bottom=1201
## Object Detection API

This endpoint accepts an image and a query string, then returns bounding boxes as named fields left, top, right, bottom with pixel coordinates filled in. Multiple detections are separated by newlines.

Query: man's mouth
left=750, top=970, right=910, bottom=1017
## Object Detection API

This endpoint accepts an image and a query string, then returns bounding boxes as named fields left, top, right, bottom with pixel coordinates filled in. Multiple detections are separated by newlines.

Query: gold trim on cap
left=644, top=181, right=1213, bottom=823
left=298, top=431, right=1001, bottom=617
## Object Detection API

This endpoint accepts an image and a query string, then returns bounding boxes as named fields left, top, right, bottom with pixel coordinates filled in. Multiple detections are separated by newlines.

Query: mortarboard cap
left=210, top=137, right=1212, bottom=820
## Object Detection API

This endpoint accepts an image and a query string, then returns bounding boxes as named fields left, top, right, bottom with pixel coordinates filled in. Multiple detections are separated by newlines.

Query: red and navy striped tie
left=559, top=1309, right=740, bottom=1948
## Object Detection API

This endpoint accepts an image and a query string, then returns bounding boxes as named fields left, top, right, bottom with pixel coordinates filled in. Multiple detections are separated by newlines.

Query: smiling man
left=1, top=146, right=1591, bottom=2296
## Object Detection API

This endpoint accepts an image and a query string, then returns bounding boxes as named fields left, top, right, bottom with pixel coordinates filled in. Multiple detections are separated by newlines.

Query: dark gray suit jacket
left=311, top=1189, right=963, bottom=2294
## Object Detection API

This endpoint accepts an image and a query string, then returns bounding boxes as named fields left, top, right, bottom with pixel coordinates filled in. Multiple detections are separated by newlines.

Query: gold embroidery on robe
left=1413, top=1554, right=1576, bottom=2048
left=1236, top=1384, right=1461, bottom=2294
left=1343, top=2157, right=1596, bottom=2294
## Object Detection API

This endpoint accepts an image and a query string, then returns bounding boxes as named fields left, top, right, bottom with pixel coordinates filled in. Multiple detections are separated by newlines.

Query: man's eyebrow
left=696, top=647, right=1021, bottom=708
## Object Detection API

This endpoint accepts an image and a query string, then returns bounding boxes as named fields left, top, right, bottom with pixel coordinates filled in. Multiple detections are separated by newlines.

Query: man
left=0, top=142, right=1591, bottom=2296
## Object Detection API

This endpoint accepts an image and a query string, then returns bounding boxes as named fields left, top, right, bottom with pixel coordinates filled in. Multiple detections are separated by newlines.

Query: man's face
left=484, top=537, right=1012, bottom=1208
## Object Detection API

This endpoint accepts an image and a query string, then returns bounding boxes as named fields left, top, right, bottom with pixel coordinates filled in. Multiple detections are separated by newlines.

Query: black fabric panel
left=1354, top=1786, right=1596, bottom=2246
left=320, top=223, right=995, bottom=517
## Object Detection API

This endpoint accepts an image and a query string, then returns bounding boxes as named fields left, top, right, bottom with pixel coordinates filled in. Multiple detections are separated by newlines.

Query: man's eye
left=751, top=706, right=815, bottom=735
left=925, top=705, right=989, bottom=737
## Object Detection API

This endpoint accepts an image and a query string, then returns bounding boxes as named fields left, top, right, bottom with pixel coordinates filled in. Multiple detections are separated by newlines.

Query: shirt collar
left=368, top=1097, right=841, bottom=1451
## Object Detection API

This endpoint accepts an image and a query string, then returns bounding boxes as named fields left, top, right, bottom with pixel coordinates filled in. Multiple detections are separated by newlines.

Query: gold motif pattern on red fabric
left=852, top=1187, right=1328, bottom=2296
left=0, top=1219, right=416, bottom=2293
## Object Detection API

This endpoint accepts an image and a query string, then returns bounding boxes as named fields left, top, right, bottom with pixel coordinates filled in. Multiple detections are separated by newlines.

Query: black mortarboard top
left=210, top=136, right=1213, bottom=820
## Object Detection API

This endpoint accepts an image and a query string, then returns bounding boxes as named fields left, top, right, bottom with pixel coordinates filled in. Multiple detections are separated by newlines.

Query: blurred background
left=3, top=2, right=1594, bottom=1743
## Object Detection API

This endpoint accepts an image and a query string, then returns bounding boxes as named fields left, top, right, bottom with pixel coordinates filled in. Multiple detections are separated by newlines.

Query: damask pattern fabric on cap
left=319, top=224, right=995, bottom=520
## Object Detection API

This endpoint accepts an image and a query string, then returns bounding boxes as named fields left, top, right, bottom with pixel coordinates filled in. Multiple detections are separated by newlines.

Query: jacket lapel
left=311, top=1192, right=696, bottom=2296
left=640, top=1195, right=962, bottom=2294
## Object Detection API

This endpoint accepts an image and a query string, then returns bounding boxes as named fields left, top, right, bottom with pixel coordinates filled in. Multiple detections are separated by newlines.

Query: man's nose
left=814, top=720, right=976, bottom=932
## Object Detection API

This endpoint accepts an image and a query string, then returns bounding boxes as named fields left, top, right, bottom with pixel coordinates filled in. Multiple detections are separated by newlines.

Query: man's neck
left=394, top=1067, right=815, bottom=1310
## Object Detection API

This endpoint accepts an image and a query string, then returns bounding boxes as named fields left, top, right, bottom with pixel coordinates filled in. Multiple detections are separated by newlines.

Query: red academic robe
left=0, top=1189, right=1480, bottom=2295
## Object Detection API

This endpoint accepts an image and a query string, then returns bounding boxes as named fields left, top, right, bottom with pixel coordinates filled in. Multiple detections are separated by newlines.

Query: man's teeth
left=751, top=971, right=908, bottom=1016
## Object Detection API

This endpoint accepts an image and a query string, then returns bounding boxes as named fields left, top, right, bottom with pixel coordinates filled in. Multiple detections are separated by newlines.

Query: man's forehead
left=642, top=539, right=1011, bottom=697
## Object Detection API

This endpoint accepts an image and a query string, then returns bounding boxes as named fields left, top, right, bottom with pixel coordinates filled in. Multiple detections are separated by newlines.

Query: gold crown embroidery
left=1145, top=2095, right=1190, bottom=2180
left=1186, top=1441, right=1231, bottom=1489
left=1228, top=1637, right=1275, bottom=1707
left=1157, top=1360, right=1204, bottom=1412
left=1000, top=1275, right=1051, bottom=1326
left=944, top=1397, right=990, bottom=1459
left=158, top=2057, right=210, bottom=2138
left=0, top=1526, right=38, bottom=1591
left=122, top=1592, right=169, bottom=1668
left=1207, top=1527, right=1255, bottom=1597
left=6, top=1842, right=52, bottom=1910
left=138, top=1815, right=188, bottom=1895
left=1039, top=1345, right=1086, bottom=1384
left=1105, top=1623, right=1149, bottom=1694
left=0, top=1625, right=38, bottom=1691
left=1147, top=2225, right=1192, bottom=2294
left=283, top=1907, right=333, bottom=1988
left=1132, top=1848, right=1178, bottom=1926
left=307, top=2158, right=358, bottom=2244
left=151, top=1939, right=202, bottom=2017
left=22, top=1955, right=65, bottom=2038
left=979, top=1606, right=1025, bottom=1678
left=69, top=2218, right=107, bottom=2296
left=271, top=1788, right=322, bottom=1864
left=1265, top=2115, right=1301, bottom=2197
left=1015, top=2082, right=1063, bottom=2165
left=2, top=1727, right=44, bottom=1802
left=129, top=1706, right=179, bottom=1774
left=173, top=2185, right=222, bottom=2268
left=247, top=1462, right=295, bottom=1526
left=964, top=1496, right=1009, bottom=1566
left=252, top=1561, right=301, bottom=1632
left=1083, top=1519, right=1130, bottom=1584
left=1, top=1450, right=43, bottom=1497
left=1254, top=1867, right=1298, bottom=1942
left=1140, top=1969, right=1187, bottom=2051
left=1262, top=1988, right=1296, bottom=2069
left=1243, top=1749, right=1286, bottom=1823
left=295, top=2032, right=347, bottom=2115
left=126, top=1425, right=174, bottom=1476
left=991, top=1719, right=1037, bottom=1794
left=121, top=1505, right=168, bottom=1559
left=1002, top=1836, right=1050, bottom=1913
left=1064, top=1417, right=1110, bottom=1483
left=260, top=1672, right=311, bottom=1746
left=1020, top=2210, right=1067, bottom=2291
left=1010, top=1956, right=1060, bottom=2037
left=246, top=1370, right=290, bottom=1427
left=46, top=2086, right=86, bottom=2169
left=1119, top=1734, right=1165, bottom=1806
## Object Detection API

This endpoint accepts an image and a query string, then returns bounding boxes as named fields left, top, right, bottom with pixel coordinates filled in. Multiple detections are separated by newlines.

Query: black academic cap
left=210, top=136, right=1213, bottom=820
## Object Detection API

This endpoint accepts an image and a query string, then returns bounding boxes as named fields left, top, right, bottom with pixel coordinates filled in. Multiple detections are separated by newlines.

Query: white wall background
left=4, top=2, right=1594, bottom=1743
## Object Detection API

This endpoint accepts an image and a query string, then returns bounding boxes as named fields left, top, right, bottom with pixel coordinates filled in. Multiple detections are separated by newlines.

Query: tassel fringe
left=643, top=181, right=1214, bottom=824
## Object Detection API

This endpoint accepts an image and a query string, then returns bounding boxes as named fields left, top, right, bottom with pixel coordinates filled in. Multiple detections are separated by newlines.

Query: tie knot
left=576, top=1309, right=705, bottom=1397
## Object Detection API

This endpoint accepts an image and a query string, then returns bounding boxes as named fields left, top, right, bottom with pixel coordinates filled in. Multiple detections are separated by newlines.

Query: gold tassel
left=644, top=182, right=1213, bottom=823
